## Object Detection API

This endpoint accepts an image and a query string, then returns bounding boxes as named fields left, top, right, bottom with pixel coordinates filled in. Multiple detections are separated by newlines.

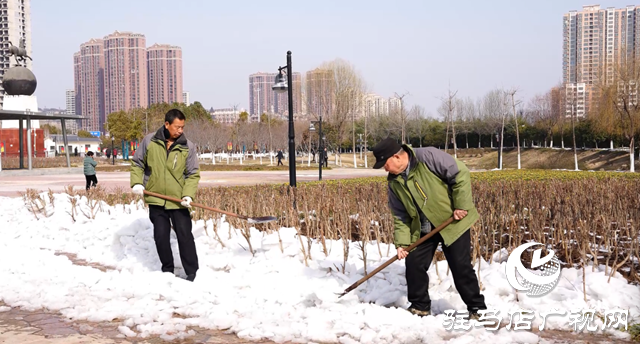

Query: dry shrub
left=29, top=170, right=640, bottom=284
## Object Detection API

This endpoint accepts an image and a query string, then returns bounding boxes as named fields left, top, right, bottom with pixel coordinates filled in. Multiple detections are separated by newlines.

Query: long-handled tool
left=142, top=190, right=278, bottom=224
left=337, top=216, right=455, bottom=298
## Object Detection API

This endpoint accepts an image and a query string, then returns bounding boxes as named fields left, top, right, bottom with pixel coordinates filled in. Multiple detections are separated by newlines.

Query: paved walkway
left=1, top=299, right=631, bottom=344
left=0, top=168, right=387, bottom=197
left=0, top=301, right=284, bottom=344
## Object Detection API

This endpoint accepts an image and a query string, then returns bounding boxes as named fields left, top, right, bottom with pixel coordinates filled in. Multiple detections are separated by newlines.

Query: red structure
left=0, top=128, right=45, bottom=158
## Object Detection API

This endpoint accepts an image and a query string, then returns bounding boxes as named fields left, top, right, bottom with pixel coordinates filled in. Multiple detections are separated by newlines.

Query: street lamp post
left=318, top=116, right=323, bottom=181
left=272, top=51, right=296, bottom=187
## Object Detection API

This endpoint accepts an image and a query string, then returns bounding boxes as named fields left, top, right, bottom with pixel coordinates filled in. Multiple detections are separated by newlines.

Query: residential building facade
left=103, top=31, right=148, bottom=115
left=147, top=43, right=183, bottom=105
left=73, top=31, right=183, bottom=134
left=74, top=38, right=105, bottom=132
left=563, top=4, right=640, bottom=117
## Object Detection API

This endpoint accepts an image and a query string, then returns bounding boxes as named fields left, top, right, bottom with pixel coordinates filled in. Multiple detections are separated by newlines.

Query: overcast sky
left=30, top=0, right=637, bottom=118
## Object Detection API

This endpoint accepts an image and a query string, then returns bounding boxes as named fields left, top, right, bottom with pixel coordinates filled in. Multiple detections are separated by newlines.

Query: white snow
left=1, top=192, right=639, bottom=343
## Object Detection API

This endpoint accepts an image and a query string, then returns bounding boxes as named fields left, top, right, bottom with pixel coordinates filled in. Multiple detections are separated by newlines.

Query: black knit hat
left=372, top=138, right=402, bottom=169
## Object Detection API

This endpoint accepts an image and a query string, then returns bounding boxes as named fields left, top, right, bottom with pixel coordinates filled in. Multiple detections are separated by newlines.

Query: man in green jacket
left=372, top=137, right=487, bottom=318
left=130, top=109, right=201, bottom=282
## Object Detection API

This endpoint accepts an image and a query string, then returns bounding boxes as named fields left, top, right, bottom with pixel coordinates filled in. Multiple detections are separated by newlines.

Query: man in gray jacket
left=372, top=137, right=486, bottom=318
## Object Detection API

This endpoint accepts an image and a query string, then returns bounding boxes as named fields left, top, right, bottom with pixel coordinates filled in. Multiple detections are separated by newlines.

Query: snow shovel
left=142, top=190, right=278, bottom=224
left=337, top=216, right=455, bottom=298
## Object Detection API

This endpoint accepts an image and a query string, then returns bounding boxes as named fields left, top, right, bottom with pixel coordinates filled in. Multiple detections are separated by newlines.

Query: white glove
left=132, top=184, right=145, bottom=195
left=181, top=196, right=192, bottom=208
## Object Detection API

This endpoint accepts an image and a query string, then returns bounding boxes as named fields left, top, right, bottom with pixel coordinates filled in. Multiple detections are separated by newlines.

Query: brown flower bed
left=20, top=170, right=640, bottom=288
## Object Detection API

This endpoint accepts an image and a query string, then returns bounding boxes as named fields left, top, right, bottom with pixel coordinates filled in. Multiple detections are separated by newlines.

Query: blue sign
left=89, top=131, right=101, bottom=137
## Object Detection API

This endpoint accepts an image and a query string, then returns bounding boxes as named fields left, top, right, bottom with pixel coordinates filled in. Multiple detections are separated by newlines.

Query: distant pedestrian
left=84, top=151, right=98, bottom=190
left=277, top=150, right=284, bottom=166
left=323, top=148, right=328, bottom=168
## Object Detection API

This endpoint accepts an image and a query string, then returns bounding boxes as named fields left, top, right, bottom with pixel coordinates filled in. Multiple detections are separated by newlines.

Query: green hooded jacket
left=387, top=145, right=479, bottom=248
left=83, top=157, right=97, bottom=175
left=130, top=126, right=201, bottom=209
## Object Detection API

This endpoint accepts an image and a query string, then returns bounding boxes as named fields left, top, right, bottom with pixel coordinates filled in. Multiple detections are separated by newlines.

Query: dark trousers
left=405, top=229, right=486, bottom=313
left=85, top=174, right=98, bottom=190
left=148, top=205, right=199, bottom=276
left=277, top=158, right=283, bottom=166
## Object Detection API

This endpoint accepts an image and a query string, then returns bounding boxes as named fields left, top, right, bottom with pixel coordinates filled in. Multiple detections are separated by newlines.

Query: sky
left=30, top=0, right=639, bottom=118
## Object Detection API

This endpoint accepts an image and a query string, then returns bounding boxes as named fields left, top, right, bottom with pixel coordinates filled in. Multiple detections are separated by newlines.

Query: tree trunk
left=630, top=137, right=635, bottom=173
left=401, top=101, right=406, bottom=144
left=444, top=116, right=450, bottom=153
left=352, top=114, right=357, bottom=169
left=571, top=105, right=579, bottom=171
left=499, top=115, right=505, bottom=170
left=512, top=95, right=521, bottom=170
left=452, top=118, right=457, bottom=159
left=364, top=115, right=368, bottom=168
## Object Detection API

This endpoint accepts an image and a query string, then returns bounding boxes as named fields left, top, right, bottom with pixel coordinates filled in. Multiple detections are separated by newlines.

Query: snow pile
left=0, top=192, right=638, bottom=343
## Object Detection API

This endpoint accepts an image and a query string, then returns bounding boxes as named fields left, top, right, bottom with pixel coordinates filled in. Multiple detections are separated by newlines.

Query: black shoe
left=469, top=308, right=488, bottom=321
left=407, top=307, right=430, bottom=317
left=186, top=274, right=196, bottom=282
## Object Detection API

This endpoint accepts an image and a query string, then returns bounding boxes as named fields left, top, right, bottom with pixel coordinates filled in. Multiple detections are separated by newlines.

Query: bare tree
left=351, top=91, right=367, bottom=168
left=591, top=82, right=622, bottom=151
left=498, top=92, right=509, bottom=170
left=456, top=97, right=476, bottom=149
left=408, top=105, right=428, bottom=147
left=528, top=88, right=558, bottom=148
left=438, top=88, right=458, bottom=157
left=593, top=54, right=640, bottom=172
left=306, top=60, right=366, bottom=166
left=392, top=92, right=411, bottom=144
left=479, top=89, right=508, bottom=168
left=474, top=97, right=491, bottom=148
left=206, top=122, right=231, bottom=163
left=368, top=113, right=398, bottom=142
left=506, top=88, right=523, bottom=169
